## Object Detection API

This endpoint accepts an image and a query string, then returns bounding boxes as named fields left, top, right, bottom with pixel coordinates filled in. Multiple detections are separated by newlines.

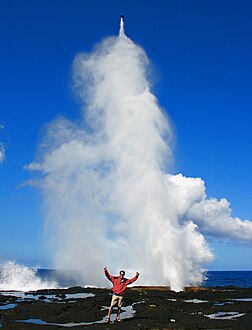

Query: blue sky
left=0, top=0, right=251, bottom=269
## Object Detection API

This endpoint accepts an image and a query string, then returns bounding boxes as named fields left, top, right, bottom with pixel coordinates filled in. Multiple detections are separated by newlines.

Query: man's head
left=119, top=270, right=125, bottom=278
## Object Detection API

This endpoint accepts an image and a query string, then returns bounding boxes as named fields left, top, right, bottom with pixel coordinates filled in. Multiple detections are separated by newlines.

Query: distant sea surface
left=203, top=271, right=252, bottom=288
left=38, top=270, right=252, bottom=289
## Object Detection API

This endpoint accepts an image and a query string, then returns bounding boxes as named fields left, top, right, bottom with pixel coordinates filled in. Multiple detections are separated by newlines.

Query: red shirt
left=104, top=269, right=139, bottom=296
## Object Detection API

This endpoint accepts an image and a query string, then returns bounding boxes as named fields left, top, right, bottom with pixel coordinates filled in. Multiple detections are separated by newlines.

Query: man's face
left=119, top=271, right=125, bottom=278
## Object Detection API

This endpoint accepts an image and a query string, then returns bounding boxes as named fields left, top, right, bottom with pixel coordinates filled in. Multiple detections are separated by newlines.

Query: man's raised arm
left=104, top=267, right=114, bottom=282
left=127, top=272, right=140, bottom=284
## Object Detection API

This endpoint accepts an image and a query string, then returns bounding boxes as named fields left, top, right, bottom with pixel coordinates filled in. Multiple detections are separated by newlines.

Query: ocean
left=1, top=262, right=252, bottom=292
left=38, top=270, right=252, bottom=289
left=203, top=271, right=252, bottom=288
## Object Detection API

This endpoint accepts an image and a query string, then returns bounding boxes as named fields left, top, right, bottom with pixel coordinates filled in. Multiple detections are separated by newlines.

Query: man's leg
left=106, top=295, right=117, bottom=323
left=116, top=304, right=121, bottom=319
left=107, top=304, right=113, bottom=320
left=116, top=296, right=123, bottom=322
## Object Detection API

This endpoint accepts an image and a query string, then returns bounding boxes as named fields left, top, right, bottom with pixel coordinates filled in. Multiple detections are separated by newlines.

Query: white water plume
left=27, top=19, right=252, bottom=291
left=0, top=261, right=57, bottom=291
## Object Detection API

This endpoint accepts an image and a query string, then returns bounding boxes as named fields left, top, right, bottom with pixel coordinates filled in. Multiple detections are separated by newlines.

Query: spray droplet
left=119, top=15, right=125, bottom=37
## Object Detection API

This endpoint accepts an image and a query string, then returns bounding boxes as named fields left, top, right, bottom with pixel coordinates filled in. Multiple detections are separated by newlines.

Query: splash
left=0, top=261, right=57, bottom=291
left=119, top=15, right=125, bottom=38
left=27, top=18, right=252, bottom=291
left=28, top=18, right=213, bottom=291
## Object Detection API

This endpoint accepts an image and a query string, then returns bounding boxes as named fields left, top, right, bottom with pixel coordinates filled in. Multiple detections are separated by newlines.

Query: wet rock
left=0, top=286, right=251, bottom=329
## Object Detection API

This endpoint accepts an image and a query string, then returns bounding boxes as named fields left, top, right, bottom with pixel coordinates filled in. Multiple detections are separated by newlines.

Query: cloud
left=166, top=174, right=252, bottom=242
left=0, top=144, right=5, bottom=163
left=0, top=125, right=6, bottom=163
left=188, top=198, right=252, bottom=241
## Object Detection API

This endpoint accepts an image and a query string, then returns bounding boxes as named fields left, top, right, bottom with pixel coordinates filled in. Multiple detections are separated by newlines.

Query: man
left=104, top=266, right=139, bottom=323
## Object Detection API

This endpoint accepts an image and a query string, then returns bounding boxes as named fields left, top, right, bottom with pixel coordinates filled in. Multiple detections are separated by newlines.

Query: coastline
left=0, top=285, right=252, bottom=329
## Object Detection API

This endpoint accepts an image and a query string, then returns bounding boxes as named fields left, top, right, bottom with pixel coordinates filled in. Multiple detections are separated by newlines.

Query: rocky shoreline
left=0, top=286, right=252, bottom=329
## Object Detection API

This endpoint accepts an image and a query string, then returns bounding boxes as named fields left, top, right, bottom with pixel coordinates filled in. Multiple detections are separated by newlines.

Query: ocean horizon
left=37, top=269, right=252, bottom=290
left=1, top=263, right=252, bottom=292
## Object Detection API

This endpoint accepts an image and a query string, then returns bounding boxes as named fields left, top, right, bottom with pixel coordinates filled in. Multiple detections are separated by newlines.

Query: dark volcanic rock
left=0, top=286, right=251, bottom=329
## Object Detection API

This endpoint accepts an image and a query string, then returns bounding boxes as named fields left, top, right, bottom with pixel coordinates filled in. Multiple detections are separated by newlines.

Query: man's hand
left=136, top=272, right=140, bottom=276
left=104, top=267, right=107, bottom=271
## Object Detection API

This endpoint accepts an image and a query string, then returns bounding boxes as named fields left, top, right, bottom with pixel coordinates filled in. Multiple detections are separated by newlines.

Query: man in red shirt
left=104, top=266, right=139, bottom=323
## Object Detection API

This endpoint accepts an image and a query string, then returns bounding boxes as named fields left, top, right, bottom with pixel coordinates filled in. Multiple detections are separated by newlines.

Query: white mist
left=28, top=18, right=249, bottom=291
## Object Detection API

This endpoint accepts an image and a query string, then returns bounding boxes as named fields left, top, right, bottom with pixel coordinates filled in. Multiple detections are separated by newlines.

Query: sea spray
left=0, top=261, right=57, bottom=291
left=27, top=18, right=215, bottom=291
left=23, top=20, right=212, bottom=290
left=27, top=17, right=214, bottom=291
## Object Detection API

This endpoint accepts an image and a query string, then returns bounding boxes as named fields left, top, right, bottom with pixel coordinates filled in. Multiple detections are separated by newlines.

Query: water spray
left=26, top=16, right=252, bottom=291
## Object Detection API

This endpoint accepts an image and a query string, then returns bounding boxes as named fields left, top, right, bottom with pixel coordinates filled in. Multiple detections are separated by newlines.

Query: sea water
left=38, top=270, right=252, bottom=289
left=1, top=267, right=252, bottom=291
left=203, top=271, right=252, bottom=288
